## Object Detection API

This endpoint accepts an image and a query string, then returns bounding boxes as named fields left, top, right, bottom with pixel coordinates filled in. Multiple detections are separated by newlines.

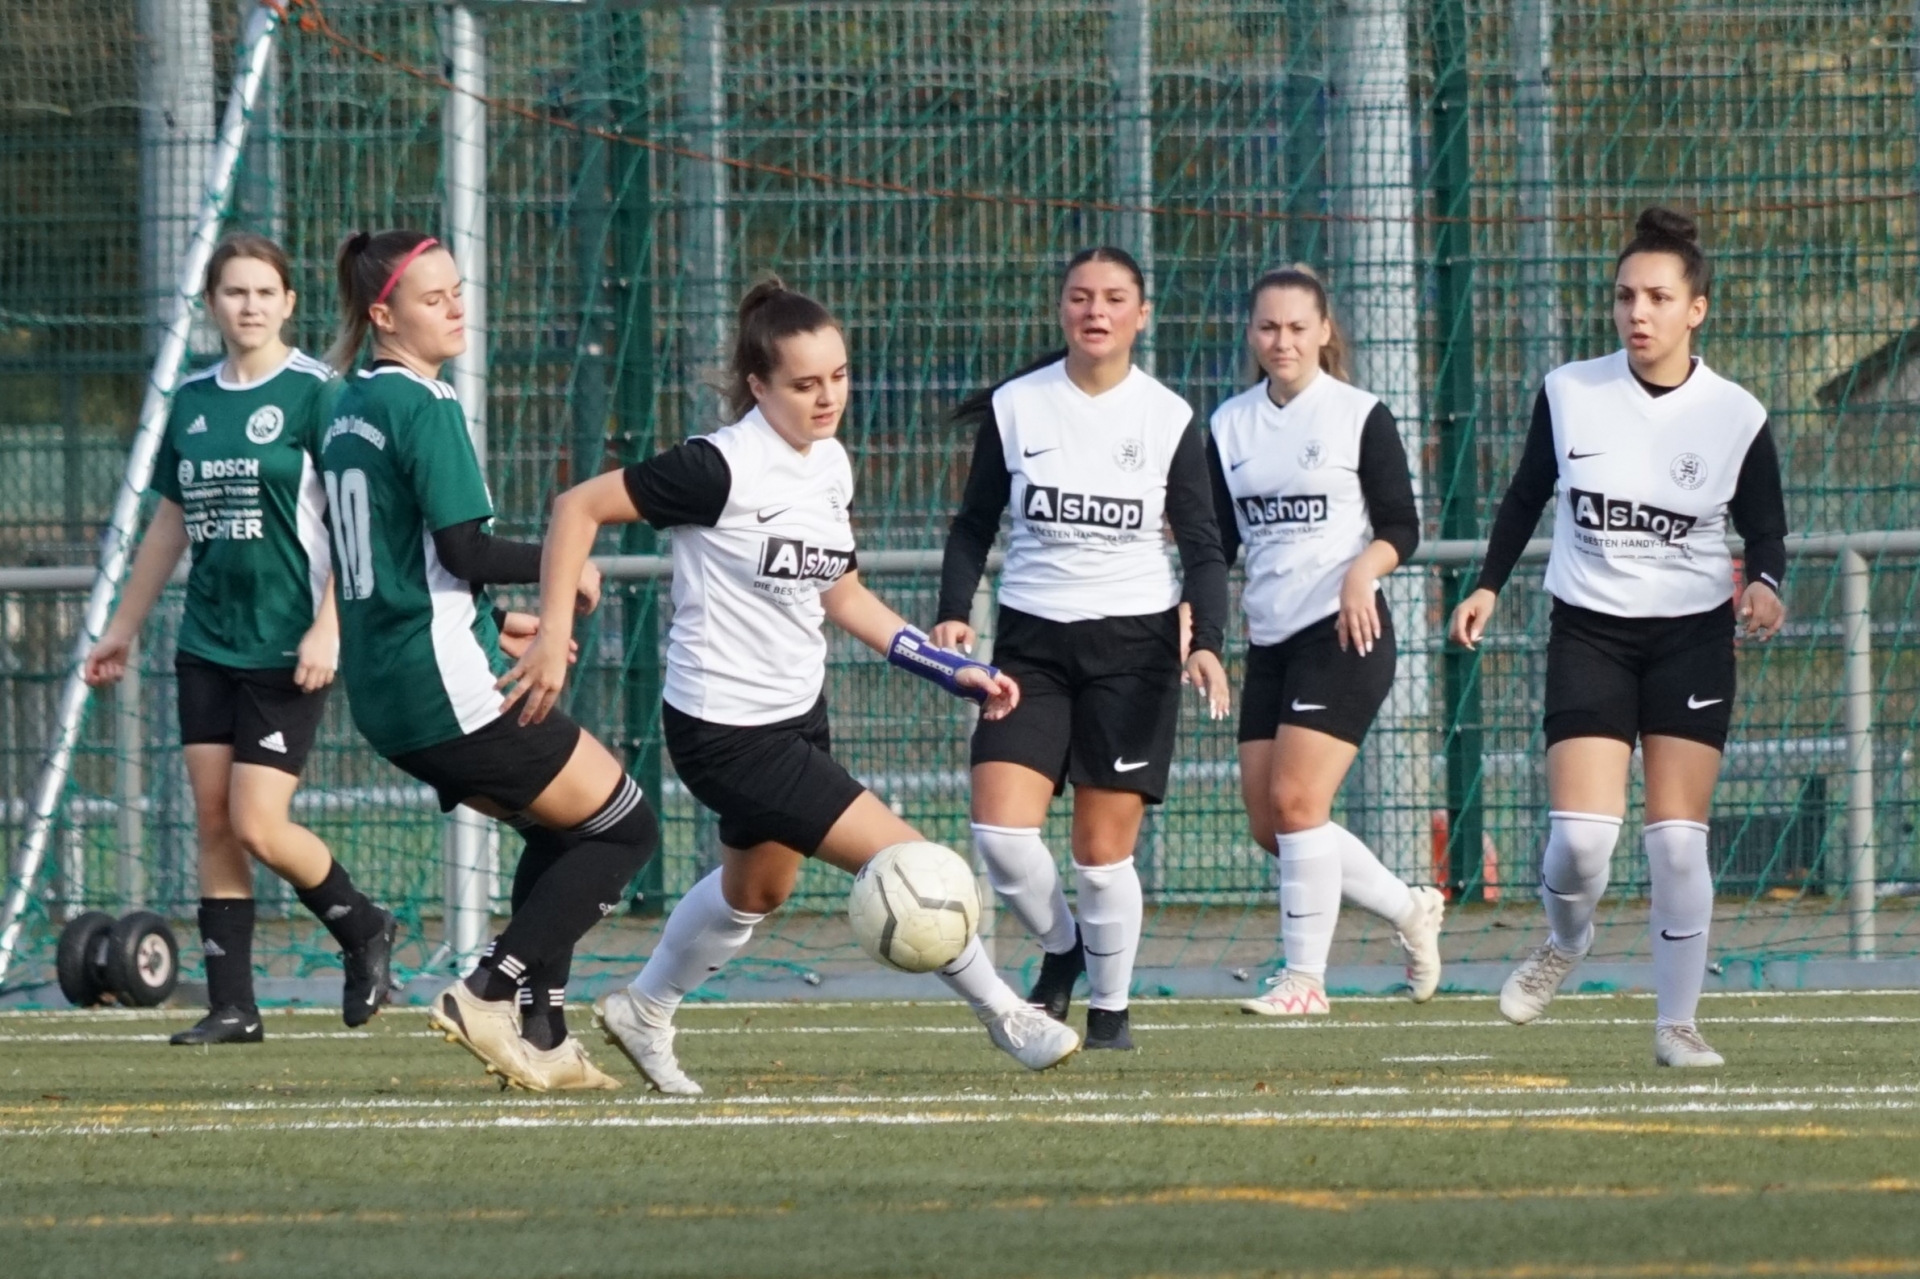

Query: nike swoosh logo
left=755, top=508, right=790, bottom=523
left=1541, top=878, right=1580, bottom=900
left=1567, top=448, right=1604, bottom=460
left=1290, top=700, right=1326, bottom=712
left=1228, top=457, right=1251, bottom=471
left=1658, top=929, right=1703, bottom=942
left=243, top=1022, right=261, bottom=1033
left=1687, top=696, right=1724, bottom=709
left=1022, top=446, right=1058, bottom=459
left=1113, top=758, right=1149, bottom=773
left=1284, top=910, right=1322, bottom=919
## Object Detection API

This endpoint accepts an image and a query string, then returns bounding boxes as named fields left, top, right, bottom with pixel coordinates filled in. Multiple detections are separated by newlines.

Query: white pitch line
left=1381, top=1053, right=1493, bottom=1062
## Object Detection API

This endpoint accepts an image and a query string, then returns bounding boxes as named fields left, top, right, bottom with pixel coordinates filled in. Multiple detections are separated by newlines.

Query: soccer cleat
left=1084, top=1006, right=1134, bottom=1050
left=1240, top=971, right=1329, bottom=1017
left=595, top=989, right=703, bottom=1096
left=1026, top=931, right=1086, bottom=1023
left=1499, top=939, right=1583, bottom=1025
left=523, top=1036, right=623, bottom=1091
left=1395, top=886, right=1447, bottom=1004
left=341, top=908, right=397, bottom=1028
left=1654, top=1023, right=1725, bottom=1068
left=429, top=980, right=544, bottom=1091
left=168, top=1005, right=264, bottom=1045
left=983, top=1003, right=1080, bottom=1070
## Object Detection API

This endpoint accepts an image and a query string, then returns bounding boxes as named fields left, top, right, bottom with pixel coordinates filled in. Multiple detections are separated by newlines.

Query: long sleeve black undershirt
left=936, top=409, right=1011, bottom=626
left=432, top=518, right=544, bottom=587
left=1474, top=391, right=1559, bottom=595
left=1728, top=423, right=1788, bottom=591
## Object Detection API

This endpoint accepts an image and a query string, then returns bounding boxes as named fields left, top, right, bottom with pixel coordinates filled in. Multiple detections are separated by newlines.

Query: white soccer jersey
left=627, top=409, right=857, bottom=726
left=1209, top=375, right=1400, bottom=645
left=991, top=360, right=1192, bottom=622
left=1540, top=351, right=1767, bottom=617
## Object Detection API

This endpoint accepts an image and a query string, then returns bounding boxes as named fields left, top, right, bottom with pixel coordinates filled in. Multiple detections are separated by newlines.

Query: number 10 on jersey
left=324, top=469, right=375, bottom=601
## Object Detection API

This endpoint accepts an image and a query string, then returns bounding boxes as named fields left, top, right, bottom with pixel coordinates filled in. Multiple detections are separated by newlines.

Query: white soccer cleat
left=595, top=989, right=703, bottom=1096
left=1395, top=886, right=1447, bottom=1004
left=1499, top=939, right=1583, bottom=1025
left=429, top=980, right=544, bottom=1091
left=984, top=1003, right=1080, bottom=1071
left=1654, top=1023, right=1725, bottom=1068
left=1240, top=971, right=1330, bottom=1017
left=524, top=1037, right=623, bottom=1091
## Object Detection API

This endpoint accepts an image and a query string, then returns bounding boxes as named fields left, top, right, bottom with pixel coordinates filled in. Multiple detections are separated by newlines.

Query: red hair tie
left=372, top=237, right=442, bottom=310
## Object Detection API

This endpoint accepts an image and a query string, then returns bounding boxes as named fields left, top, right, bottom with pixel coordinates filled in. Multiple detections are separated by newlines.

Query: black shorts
left=1544, top=599, right=1736, bottom=750
left=663, top=696, right=866, bottom=855
left=388, top=709, right=584, bottom=814
left=1238, top=606, right=1396, bottom=748
left=971, top=605, right=1183, bottom=802
left=176, top=653, right=330, bottom=776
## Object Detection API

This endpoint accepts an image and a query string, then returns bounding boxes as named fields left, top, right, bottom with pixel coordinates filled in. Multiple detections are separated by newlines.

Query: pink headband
left=372, top=237, right=441, bottom=309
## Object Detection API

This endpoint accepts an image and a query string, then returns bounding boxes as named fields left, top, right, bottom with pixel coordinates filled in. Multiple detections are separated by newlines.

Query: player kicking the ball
left=500, top=277, right=1081, bottom=1094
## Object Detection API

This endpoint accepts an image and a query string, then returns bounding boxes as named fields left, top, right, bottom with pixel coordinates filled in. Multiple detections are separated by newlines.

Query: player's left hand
left=1739, top=580, right=1784, bottom=641
left=292, top=624, right=338, bottom=693
left=496, top=631, right=572, bottom=724
left=497, top=611, right=579, bottom=664
left=956, top=666, right=1021, bottom=720
left=1184, top=649, right=1230, bottom=721
left=1336, top=566, right=1382, bottom=656
left=575, top=559, right=603, bottom=617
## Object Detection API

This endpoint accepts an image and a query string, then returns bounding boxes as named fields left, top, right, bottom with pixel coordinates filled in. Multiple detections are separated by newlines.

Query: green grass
left=2, top=992, right=1919, bottom=1278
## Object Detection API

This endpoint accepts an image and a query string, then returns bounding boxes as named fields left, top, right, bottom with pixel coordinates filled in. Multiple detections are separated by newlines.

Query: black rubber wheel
left=104, top=911, right=179, bottom=1007
left=55, top=911, right=115, bottom=1007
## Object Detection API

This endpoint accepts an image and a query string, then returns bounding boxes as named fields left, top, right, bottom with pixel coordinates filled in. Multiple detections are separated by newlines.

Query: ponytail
left=1247, top=264, right=1350, bottom=383
left=327, top=228, right=440, bottom=373
left=720, top=275, right=841, bottom=420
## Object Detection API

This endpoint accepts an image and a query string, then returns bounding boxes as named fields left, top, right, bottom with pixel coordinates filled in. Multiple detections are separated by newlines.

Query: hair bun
left=1635, top=206, right=1699, bottom=245
left=736, top=274, right=790, bottom=323
left=342, top=229, right=373, bottom=255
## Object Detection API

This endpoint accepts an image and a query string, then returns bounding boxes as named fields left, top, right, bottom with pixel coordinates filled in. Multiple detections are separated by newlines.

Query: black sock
left=294, top=859, right=384, bottom=950
left=488, top=780, right=657, bottom=974
left=464, top=949, right=525, bottom=1003
left=198, top=898, right=257, bottom=1013
left=519, top=986, right=567, bottom=1050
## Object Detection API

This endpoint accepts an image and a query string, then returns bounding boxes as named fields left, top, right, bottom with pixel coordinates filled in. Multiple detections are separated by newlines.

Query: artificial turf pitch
left=1, top=992, right=1917, bottom=1279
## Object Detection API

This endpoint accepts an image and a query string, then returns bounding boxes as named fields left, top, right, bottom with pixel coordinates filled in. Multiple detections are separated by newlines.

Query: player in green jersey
left=86, top=234, right=397, bottom=1045
left=322, top=228, right=657, bottom=1093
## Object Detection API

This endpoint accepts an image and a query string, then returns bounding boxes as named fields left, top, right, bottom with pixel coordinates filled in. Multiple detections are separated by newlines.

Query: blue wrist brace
left=886, top=626, right=998, bottom=704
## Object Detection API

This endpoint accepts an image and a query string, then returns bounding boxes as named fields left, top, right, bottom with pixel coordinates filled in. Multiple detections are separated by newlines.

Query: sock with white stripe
left=1540, top=811, right=1622, bottom=956
left=1276, top=825, right=1342, bottom=977
left=1331, top=824, right=1415, bottom=926
left=934, top=934, right=1022, bottom=1020
left=971, top=823, right=1078, bottom=954
left=1073, top=858, right=1142, bottom=1012
left=1645, top=819, right=1713, bottom=1028
left=629, top=868, right=764, bottom=1028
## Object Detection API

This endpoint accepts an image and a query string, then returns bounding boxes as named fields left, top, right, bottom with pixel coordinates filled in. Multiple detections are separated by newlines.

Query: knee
left=1548, top=811, right=1623, bottom=866
left=721, top=863, right=793, bottom=916
left=228, top=810, right=284, bottom=864
left=1269, top=786, right=1329, bottom=835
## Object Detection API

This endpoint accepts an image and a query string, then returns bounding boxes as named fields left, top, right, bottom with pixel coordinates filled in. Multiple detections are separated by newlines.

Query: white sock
left=1539, top=811, right=1621, bottom=956
left=628, top=869, right=763, bottom=1027
left=1645, top=819, right=1713, bottom=1028
left=1332, top=823, right=1415, bottom=926
left=934, top=935, right=1022, bottom=1021
left=1276, top=825, right=1342, bottom=976
left=1073, top=858, right=1142, bottom=1012
left=972, top=823, right=1077, bottom=953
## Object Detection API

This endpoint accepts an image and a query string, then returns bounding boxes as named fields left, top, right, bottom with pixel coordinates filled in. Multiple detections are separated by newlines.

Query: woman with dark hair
left=1208, top=265, right=1445, bottom=1018
left=1450, top=208, right=1788, bottom=1067
left=932, top=246, right=1231, bottom=1051
left=501, top=276, right=1080, bottom=1094
left=322, top=228, right=646, bottom=1092
left=86, top=233, right=394, bottom=1045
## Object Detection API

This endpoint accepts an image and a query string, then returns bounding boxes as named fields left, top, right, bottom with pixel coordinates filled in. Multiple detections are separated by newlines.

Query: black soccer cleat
left=342, top=908, right=397, bottom=1028
left=169, top=1006, right=264, bottom=1046
left=1084, top=1006, right=1134, bottom=1051
left=1026, top=932, right=1086, bottom=1023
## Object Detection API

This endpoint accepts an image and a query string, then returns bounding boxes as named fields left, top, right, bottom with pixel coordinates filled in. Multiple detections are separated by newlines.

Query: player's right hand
left=929, top=620, right=976, bottom=654
left=83, top=631, right=132, bottom=688
left=1448, top=588, right=1498, bottom=650
left=575, top=559, right=603, bottom=617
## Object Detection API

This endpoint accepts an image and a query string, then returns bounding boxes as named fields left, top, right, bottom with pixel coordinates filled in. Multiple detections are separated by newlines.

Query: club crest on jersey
left=758, top=537, right=853, bottom=583
left=1297, top=439, right=1327, bottom=470
left=1569, top=487, right=1697, bottom=544
left=177, top=459, right=195, bottom=488
left=1022, top=485, right=1144, bottom=531
left=1669, top=453, right=1707, bottom=491
left=1113, top=438, right=1145, bottom=473
left=245, top=405, right=284, bottom=445
left=1239, top=493, right=1328, bottom=526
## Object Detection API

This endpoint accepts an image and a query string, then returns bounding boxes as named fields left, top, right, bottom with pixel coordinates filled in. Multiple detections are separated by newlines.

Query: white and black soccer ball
left=848, top=842, right=980, bottom=973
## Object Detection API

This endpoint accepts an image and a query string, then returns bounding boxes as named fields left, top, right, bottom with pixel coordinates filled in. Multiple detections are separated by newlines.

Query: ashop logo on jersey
left=1238, top=493, right=1329, bottom=526
left=758, top=537, right=854, bottom=583
left=1022, top=486, right=1144, bottom=531
left=1569, top=487, right=1697, bottom=544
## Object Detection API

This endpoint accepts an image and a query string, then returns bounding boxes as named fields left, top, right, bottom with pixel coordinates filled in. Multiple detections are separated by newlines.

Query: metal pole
left=443, top=4, right=495, bottom=967
left=1842, top=549, right=1876, bottom=959
left=0, top=2, right=283, bottom=984
left=1109, top=0, right=1154, bottom=371
left=967, top=577, right=997, bottom=965
left=139, top=0, right=218, bottom=357
left=1514, top=0, right=1559, bottom=388
left=234, top=0, right=283, bottom=242
left=683, top=3, right=729, bottom=417
left=115, top=638, right=147, bottom=910
left=1282, top=0, right=1328, bottom=270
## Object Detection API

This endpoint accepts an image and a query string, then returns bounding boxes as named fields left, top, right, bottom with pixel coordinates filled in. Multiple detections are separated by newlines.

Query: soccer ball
left=848, top=842, right=980, bottom=973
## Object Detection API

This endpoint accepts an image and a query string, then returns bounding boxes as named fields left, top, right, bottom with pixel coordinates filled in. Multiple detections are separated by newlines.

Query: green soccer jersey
left=319, top=363, right=505, bottom=757
left=151, top=349, right=340, bottom=669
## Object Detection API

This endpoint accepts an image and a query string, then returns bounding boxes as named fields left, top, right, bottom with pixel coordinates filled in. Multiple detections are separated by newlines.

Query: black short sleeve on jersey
left=1205, top=431, right=1242, bottom=567
left=1356, top=403, right=1421, bottom=564
left=1729, top=420, right=1788, bottom=592
left=1475, top=389, right=1559, bottom=595
left=1166, top=420, right=1229, bottom=657
left=936, top=410, right=1012, bottom=623
left=623, top=438, right=733, bottom=530
left=432, top=519, right=544, bottom=586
